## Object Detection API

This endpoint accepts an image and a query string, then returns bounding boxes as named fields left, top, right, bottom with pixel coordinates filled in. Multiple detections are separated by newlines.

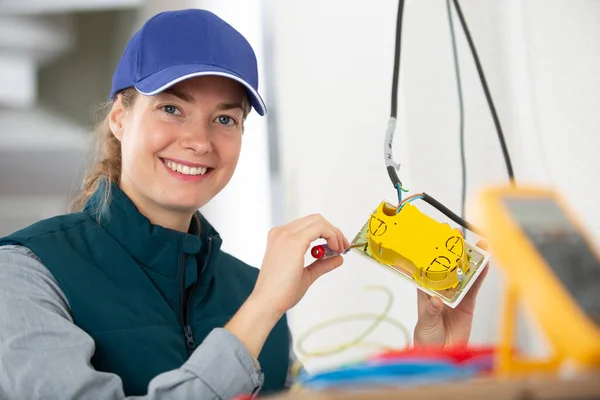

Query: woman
left=0, top=8, right=487, bottom=400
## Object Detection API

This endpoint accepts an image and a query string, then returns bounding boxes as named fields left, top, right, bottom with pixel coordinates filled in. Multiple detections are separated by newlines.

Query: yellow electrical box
left=348, top=199, right=489, bottom=308
left=366, top=201, right=469, bottom=291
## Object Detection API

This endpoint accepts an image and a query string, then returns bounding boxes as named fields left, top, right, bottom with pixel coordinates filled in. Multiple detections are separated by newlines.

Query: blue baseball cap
left=110, top=9, right=266, bottom=116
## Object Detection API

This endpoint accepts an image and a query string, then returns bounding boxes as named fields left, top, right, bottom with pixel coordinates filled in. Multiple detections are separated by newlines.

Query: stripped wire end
left=396, top=193, right=425, bottom=214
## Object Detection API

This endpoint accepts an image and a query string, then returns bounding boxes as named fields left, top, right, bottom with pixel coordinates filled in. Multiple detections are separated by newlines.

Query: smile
left=162, top=159, right=209, bottom=176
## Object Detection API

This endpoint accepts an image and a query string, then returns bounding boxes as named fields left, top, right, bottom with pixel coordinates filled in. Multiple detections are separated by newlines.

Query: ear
left=108, top=95, right=127, bottom=142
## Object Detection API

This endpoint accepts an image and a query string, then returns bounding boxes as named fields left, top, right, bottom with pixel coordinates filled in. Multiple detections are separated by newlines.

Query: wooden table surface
left=265, top=371, right=600, bottom=399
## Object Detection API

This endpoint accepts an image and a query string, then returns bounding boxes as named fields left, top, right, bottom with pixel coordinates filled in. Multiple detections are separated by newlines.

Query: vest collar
left=83, top=181, right=221, bottom=279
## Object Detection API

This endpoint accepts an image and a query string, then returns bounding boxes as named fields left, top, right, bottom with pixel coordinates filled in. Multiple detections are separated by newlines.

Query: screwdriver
left=310, top=242, right=366, bottom=260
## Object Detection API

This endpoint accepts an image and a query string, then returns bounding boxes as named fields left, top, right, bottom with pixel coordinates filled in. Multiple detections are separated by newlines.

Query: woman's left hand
left=413, top=241, right=489, bottom=348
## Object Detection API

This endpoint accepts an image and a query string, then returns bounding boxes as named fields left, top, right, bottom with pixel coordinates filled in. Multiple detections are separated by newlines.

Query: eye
left=215, top=115, right=236, bottom=126
left=161, top=105, right=181, bottom=115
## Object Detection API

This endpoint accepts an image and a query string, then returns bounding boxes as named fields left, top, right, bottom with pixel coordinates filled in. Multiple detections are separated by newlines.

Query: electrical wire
left=446, top=0, right=467, bottom=225
left=422, top=193, right=482, bottom=235
left=296, top=286, right=409, bottom=357
left=384, top=0, right=406, bottom=189
left=290, top=340, right=400, bottom=386
left=292, top=286, right=410, bottom=379
left=298, top=360, right=478, bottom=390
left=395, top=192, right=481, bottom=235
left=390, top=0, right=405, bottom=120
left=395, top=183, right=408, bottom=204
left=396, top=194, right=424, bottom=214
left=384, top=0, right=514, bottom=236
left=451, top=0, right=515, bottom=184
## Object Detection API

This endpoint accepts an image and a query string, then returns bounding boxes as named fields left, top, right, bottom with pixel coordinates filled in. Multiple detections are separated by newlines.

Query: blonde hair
left=69, top=87, right=138, bottom=214
left=70, top=85, right=251, bottom=216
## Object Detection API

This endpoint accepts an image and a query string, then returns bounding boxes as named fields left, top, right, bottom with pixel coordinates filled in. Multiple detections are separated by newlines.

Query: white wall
left=271, top=0, right=600, bottom=372
left=520, top=0, right=600, bottom=238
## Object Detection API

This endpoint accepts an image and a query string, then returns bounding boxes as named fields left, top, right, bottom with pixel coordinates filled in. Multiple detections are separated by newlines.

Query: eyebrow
left=163, top=89, right=195, bottom=103
left=217, top=103, right=245, bottom=112
left=161, top=90, right=244, bottom=113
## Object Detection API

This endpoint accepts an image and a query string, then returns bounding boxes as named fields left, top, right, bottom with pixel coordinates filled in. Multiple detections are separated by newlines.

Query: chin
left=158, top=192, right=205, bottom=213
left=169, top=199, right=206, bottom=213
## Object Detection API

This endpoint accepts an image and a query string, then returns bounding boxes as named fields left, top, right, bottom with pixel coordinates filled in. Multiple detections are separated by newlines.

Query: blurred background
left=1, top=0, right=599, bottom=373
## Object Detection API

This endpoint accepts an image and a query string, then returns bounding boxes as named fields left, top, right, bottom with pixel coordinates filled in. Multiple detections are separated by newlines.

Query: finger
left=336, top=227, right=349, bottom=252
left=339, top=228, right=350, bottom=250
left=416, top=288, right=432, bottom=315
left=298, top=221, right=342, bottom=252
left=429, top=296, right=444, bottom=314
left=327, top=225, right=345, bottom=254
left=307, top=216, right=348, bottom=252
left=417, top=294, right=444, bottom=326
left=465, top=263, right=489, bottom=300
left=301, top=216, right=347, bottom=253
left=476, top=239, right=489, bottom=251
left=305, top=255, right=344, bottom=284
left=281, top=214, right=336, bottom=241
left=274, top=215, right=338, bottom=252
left=461, top=239, right=489, bottom=302
left=286, top=213, right=325, bottom=234
left=343, top=236, right=351, bottom=249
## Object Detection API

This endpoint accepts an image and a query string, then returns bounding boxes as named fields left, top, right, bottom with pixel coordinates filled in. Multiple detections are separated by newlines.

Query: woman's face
left=110, top=76, right=247, bottom=224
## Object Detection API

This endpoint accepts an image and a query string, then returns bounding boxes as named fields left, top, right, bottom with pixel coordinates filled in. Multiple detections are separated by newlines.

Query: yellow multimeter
left=473, top=185, right=600, bottom=375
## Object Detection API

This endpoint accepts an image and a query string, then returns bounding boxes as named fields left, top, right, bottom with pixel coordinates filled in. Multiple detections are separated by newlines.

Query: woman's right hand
left=251, top=213, right=350, bottom=316
left=225, top=214, right=349, bottom=359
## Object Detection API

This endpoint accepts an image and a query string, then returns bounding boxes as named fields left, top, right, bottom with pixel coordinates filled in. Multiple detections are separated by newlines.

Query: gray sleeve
left=0, top=245, right=263, bottom=400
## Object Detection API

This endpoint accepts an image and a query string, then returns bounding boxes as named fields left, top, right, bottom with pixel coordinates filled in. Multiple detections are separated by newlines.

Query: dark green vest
left=0, top=184, right=289, bottom=396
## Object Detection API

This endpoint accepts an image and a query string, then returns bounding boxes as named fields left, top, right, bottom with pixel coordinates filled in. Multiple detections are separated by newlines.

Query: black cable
left=387, top=167, right=401, bottom=188
left=384, top=0, right=489, bottom=237
left=385, top=0, right=406, bottom=189
left=422, top=193, right=482, bottom=236
left=390, top=0, right=405, bottom=119
left=452, top=0, right=515, bottom=184
left=446, top=0, right=467, bottom=225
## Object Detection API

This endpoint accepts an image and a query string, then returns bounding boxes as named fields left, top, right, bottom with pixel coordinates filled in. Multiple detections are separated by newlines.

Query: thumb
left=305, top=255, right=344, bottom=284
left=427, top=296, right=444, bottom=316
left=418, top=296, right=444, bottom=326
left=476, top=239, right=489, bottom=250
left=415, top=292, right=446, bottom=347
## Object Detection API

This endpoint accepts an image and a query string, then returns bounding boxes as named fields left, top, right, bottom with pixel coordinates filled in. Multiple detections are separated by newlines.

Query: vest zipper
left=179, top=254, right=194, bottom=354
left=181, top=236, right=214, bottom=356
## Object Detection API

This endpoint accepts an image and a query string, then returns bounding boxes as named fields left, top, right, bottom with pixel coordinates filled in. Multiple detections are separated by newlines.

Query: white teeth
left=164, top=159, right=208, bottom=176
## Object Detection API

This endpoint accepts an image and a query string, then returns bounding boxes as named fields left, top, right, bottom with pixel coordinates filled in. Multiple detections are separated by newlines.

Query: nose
left=179, top=124, right=213, bottom=155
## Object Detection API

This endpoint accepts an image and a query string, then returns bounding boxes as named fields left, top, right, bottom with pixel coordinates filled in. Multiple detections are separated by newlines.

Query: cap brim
left=135, top=64, right=267, bottom=116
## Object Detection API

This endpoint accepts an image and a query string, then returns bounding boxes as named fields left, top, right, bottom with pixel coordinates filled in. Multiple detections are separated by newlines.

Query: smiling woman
left=0, top=8, right=350, bottom=400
